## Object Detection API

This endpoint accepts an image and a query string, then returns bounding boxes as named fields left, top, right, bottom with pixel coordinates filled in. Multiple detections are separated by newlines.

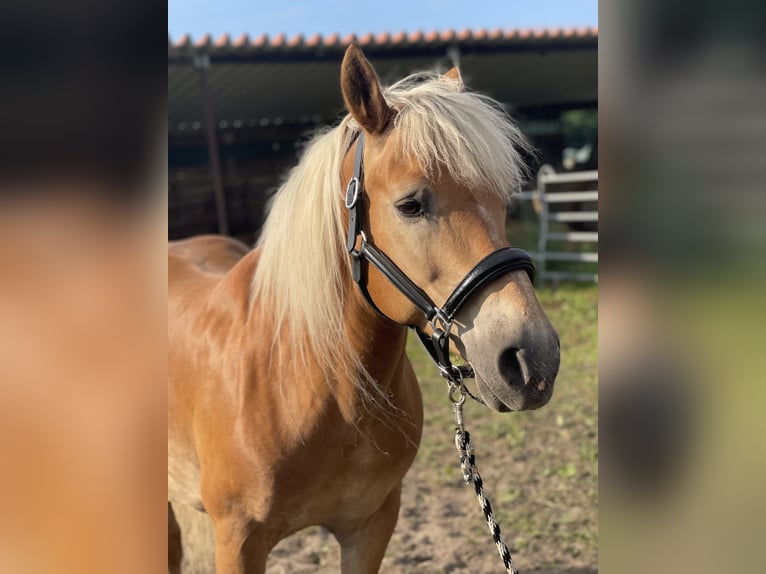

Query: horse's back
left=169, top=234, right=250, bottom=279
left=168, top=234, right=259, bottom=324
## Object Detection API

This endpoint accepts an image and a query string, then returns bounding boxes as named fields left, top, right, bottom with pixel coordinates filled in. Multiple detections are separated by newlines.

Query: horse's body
left=169, top=234, right=422, bottom=572
left=169, top=45, right=560, bottom=573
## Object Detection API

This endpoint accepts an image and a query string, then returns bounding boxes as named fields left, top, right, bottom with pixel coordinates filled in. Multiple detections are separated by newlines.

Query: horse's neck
left=333, top=282, right=410, bottom=422
left=232, top=248, right=410, bottom=426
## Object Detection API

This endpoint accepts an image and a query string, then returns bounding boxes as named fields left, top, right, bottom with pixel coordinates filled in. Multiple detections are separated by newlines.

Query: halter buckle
left=345, top=177, right=360, bottom=209
left=430, top=308, right=452, bottom=333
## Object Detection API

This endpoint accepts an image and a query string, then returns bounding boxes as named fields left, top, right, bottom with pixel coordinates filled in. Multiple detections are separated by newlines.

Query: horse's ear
left=341, top=44, right=393, bottom=135
left=443, top=67, right=464, bottom=91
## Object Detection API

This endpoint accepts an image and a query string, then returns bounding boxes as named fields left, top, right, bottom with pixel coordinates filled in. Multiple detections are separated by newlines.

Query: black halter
left=345, top=132, right=536, bottom=383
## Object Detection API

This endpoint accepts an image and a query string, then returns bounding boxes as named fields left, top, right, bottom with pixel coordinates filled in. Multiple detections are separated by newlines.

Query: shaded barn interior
left=168, top=28, right=598, bottom=241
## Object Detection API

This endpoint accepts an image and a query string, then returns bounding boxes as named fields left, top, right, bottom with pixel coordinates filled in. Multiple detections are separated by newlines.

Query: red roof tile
left=170, top=26, right=597, bottom=50
left=407, top=30, right=423, bottom=43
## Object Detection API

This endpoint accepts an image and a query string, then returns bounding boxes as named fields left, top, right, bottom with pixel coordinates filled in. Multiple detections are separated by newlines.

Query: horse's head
left=340, top=45, right=560, bottom=412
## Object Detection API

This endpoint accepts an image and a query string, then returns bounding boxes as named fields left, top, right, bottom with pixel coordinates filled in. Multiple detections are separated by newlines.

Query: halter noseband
left=345, top=132, right=536, bottom=383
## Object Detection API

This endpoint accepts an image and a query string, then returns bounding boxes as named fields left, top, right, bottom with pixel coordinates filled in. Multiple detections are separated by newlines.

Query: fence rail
left=538, top=169, right=598, bottom=184
left=546, top=211, right=598, bottom=222
left=547, top=231, right=598, bottom=242
left=544, top=191, right=599, bottom=203
left=519, top=165, right=598, bottom=284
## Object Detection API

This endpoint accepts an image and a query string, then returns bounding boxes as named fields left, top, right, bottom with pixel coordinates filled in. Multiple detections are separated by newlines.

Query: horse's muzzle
left=477, top=338, right=560, bottom=412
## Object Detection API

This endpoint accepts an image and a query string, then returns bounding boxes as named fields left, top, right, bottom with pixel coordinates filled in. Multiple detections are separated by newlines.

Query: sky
left=168, top=0, right=598, bottom=41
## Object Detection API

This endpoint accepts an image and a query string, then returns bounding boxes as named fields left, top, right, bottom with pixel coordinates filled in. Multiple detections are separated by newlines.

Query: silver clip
left=448, top=384, right=467, bottom=434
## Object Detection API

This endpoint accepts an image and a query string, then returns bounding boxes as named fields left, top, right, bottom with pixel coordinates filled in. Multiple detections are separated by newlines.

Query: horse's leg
left=168, top=502, right=183, bottom=574
left=211, top=514, right=274, bottom=574
left=212, top=514, right=252, bottom=574
left=333, top=485, right=402, bottom=574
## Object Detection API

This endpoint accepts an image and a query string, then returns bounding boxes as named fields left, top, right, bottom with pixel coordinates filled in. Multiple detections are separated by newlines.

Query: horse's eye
left=396, top=199, right=423, bottom=217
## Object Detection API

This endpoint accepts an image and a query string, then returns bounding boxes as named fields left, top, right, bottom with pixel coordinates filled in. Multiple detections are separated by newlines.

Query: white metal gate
left=517, top=165, right=598, bottom=284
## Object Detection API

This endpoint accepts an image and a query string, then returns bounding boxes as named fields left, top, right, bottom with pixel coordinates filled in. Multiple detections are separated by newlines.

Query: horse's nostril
left=498, top=347, right=525, bottom=388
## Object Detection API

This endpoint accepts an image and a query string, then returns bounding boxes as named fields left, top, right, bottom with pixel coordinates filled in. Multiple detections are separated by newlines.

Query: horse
left=168, top=44, right=560, bottom=573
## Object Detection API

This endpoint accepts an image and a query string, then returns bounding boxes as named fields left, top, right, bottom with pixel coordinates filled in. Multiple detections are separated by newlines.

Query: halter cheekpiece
left=344, top=132, right=536, bottom=386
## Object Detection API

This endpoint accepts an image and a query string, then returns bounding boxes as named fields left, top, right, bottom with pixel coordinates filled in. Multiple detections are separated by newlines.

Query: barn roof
left=168, top=27, right=597, bottom=129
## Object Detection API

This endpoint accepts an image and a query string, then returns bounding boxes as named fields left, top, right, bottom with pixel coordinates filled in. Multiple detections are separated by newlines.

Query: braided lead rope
left=451, top=386, right=519, bottom=574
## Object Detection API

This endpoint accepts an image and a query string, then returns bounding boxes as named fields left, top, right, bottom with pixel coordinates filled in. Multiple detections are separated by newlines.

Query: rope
left=454, top=426, right=519, bottom=574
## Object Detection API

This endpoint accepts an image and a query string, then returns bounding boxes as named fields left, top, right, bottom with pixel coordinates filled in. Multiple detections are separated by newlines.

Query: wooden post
left=195, top=54, right=229, bottom=236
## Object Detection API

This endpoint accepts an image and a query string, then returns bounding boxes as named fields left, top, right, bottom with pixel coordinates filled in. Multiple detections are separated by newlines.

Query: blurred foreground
left=600, top=1, right=766, bottom=572
left=0, top=1, right=166, bottom=573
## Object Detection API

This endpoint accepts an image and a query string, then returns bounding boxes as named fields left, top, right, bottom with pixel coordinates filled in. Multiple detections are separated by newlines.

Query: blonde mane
left=251, top=71, right=531, bottom=391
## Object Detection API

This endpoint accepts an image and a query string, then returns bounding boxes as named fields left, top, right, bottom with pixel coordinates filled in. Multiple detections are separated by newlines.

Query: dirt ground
left=173, top=284, right=598, bottom=573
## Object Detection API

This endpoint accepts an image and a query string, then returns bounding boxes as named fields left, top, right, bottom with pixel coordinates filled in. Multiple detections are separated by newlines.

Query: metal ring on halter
left=345, top=177, right=360, bottom=209
left=448, top=383, right=467, bottom=406
left=437, top=363, right=464, bottom=383
left=451, top=364, right=467, bottom=381
left=437, top=364, right=454, bottom=381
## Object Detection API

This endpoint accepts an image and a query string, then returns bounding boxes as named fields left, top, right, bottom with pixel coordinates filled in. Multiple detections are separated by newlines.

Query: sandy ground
left=173, top=466, right=595, bottom=573
left=173, top=476, right=596, bottom=574
left=173, top=413, right=596, bottom=574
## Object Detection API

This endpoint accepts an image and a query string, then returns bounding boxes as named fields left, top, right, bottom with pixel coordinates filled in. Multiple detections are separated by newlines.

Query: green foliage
left=561, top=108, right=598, bottom=150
